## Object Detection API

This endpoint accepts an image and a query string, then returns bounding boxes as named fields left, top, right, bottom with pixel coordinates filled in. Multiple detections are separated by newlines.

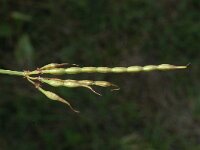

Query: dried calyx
left=24, top=63, right=188, bottom=113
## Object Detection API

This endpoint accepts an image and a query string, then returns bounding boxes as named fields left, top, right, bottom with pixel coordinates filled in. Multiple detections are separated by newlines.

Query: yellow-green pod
left=40, top=63, right=78, bottom=70
left=143, top=65, right=157, bottom=71
left=65, top=67, right=81, bottom=74
left=64, top=80, right=101, bottom=95
left=42, top=68, right=66, bottom=75
left=94, top=81, right=112, bottom=87
left=38, top=87, right=79, bottom=113
left=111, top=67, right=127, bottom=73
left=40, top=63, right=60, bottom=70
left=41, top=78, right=64, bottom=87
left=78, top=80, right=93, bottom=85
left=96, top=67, right=111, bottom=73
left=81, top=67, right=96, bottom=73
left=157, top=64, right=187, bottom=70
left=64, top=80, right=81, bottom=87
left=78, top=80, right=112, bottom=87
left=157, top=64, right=173, bottom=70
left=127, top=66, right=143, bottom=72
left=94, top=81, right=120, bottom=90
left=78, top=80, right=118, bottom=90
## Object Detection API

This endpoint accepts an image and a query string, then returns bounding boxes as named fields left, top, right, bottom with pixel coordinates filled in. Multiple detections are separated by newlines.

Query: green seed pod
left=94, top=81, right=120, bottom=91
left=78, top=80, right=119, bottom=90
left=40, top=78, right=81, bottom=88
left=38, top=78, right=101, bottom=95
left=40, top=63, right=78, bottom=70
left=143, top=65, right=157, bottom=71
left=111, top=67, right=127, bottom=73
left=127, top=66, right=143, bottom=72
left=157, top=64, right=187, bottom=70
left=64, top=67, right=81, bottom=74
left=96, top=67, right=111, bottom=73
left=81, top=67, right=96, bottom=73
left=30, top=64, right=187, bottom=75
left=63, top=80, right=81, bottom=87
left=94, top=81, right=114, bottom=87
left=41, top=78, right=64, bottom=87
left=63, top=80, right=101, bottom=95
left=38, top=87, right=79, bottom=113
left=40, top=63, right=68, bottom=70
left=42, top=68, right=66, bottom=75
left=78, top=80, right=93, bottom=85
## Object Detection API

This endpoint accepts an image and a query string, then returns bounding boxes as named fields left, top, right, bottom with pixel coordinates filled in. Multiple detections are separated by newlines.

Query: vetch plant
left=0, top=63, right=188, bottom=113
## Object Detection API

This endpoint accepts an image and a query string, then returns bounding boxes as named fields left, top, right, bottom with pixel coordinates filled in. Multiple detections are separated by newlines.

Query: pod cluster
left=25, top=63, right=187, bottom=113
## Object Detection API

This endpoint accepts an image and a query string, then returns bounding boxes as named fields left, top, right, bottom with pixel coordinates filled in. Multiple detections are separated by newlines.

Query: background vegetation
left=0, top=0, right=199, bottom=149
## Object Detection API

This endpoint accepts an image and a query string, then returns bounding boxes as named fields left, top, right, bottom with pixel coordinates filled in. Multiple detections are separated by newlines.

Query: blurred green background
left=0, top=0, right=199, bottom=149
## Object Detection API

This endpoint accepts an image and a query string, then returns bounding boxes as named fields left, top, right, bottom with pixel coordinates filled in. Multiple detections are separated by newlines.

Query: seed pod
left=63, top=80, right=81, bottom=87
left=78, top=80, right=93, bottom=85
left=96, top=67, right=111, bottom=73
left=143, top=65, right=157, bottom=71
left=63, top=80, right=101, bottom=95
left=41, top=78, right=64, bottom=87
left=111, top=67, right=127, bottom=73
left=78, top=80, right=120, bottom=90
left=80, top=67, right=96, bottom=73
left=41, top=68, right=66, bottom=75
left=35, top=64, right=187, bottom=75
left=94, top=81, right=120, bottom=91
left=38, top=87, right=79, bottom=113
left=64, top=67, right=81, bottom=74
left=40, top=63, right=78, bottom=70
left=127, top=66, right=142, bottom=72
left=157, top=64, right=187, bottom=70
left=39, top=78, right=101, bottom=95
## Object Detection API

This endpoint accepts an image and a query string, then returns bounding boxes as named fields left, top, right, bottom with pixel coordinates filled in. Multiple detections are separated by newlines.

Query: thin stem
left=0, top=69, right=24, bottom=76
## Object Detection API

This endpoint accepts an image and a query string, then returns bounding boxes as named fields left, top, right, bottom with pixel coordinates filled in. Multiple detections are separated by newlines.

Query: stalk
left=0, top=69, right=24, bottom=76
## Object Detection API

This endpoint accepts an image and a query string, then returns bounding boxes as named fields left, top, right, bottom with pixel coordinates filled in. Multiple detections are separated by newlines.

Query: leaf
left=15, top=34, right=34, bottom=67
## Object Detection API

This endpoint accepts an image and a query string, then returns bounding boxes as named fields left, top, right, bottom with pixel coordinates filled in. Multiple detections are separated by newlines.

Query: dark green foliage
left=0, top=0, right=199, bottom=149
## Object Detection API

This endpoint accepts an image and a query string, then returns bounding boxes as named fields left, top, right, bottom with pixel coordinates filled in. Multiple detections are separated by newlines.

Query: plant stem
left=0, top=69, right=24, bottom=76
